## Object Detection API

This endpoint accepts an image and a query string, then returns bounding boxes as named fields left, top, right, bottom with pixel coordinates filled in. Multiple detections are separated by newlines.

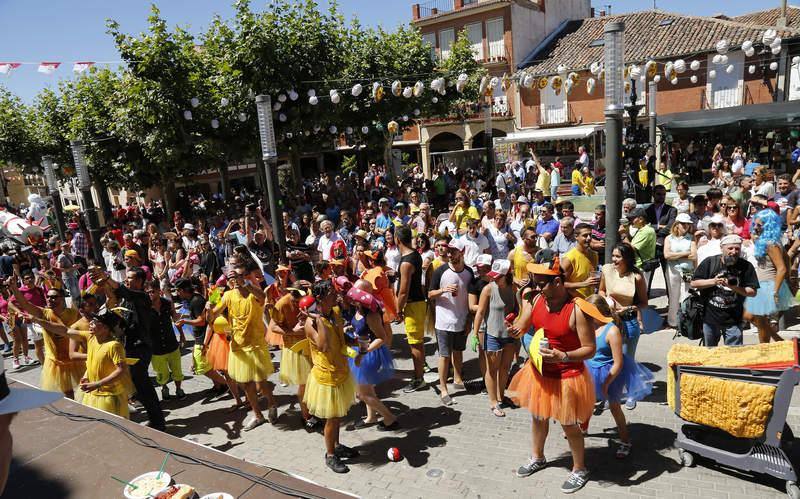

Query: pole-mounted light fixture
left=255, top=95, right=278, bottom=161
left=604, top=21, right=625, bottom=115
left=70, top=140, right=91, bottom=189
left=41, top=156, right=57, bottom=194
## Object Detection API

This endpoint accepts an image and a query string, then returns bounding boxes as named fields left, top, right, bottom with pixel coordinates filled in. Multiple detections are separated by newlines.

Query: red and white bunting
left=0, top=63, right=21, bottom=75
left=72, top=61, right=95, bottom=73
left=37, top=62, right=61, bottom=74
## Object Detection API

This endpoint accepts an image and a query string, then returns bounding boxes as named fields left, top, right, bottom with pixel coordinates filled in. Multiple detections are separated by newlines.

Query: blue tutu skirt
left=587, top=356, right=653, bottom=403
left=349, top=345, right=395, bottom=385
left=745, top=280, right=794, bottom=316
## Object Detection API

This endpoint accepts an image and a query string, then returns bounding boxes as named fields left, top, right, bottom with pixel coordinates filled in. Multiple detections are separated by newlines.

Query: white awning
left=392, top=139, right=420, bottom=147
left=495, top=124, right=603, bottom=144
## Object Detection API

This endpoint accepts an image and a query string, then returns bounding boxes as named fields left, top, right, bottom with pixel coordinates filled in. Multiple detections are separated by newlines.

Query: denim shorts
left=436, top=329, right=467, bottom=357
left=484, top=334, right=516, bottom=352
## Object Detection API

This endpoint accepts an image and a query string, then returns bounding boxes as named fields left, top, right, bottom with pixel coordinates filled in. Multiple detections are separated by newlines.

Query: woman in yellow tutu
left=269, top=286, right=314, bottom=428
left=507, top=250, right=596, bottom=494
left=209, top=265, right=278, bottom=431
left=7, top=280, right=83, bottom=399
left=203, top=315, right=244, bottom=411
left=265, top=265, right=292, bottom=347
left=303, top=280, right=357, bottom=474
left=31, top=311, right=131, bottom=418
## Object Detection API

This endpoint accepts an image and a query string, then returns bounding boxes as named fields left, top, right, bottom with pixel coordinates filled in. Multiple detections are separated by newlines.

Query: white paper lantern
left=220, top=97, right=229, bottom=106
left=304, top=130, right=311, bottom=136
left=654, top=75, right=662, bottom=83
left=590, top=62, right=601, bottom=75
left=279, top=113, right=287, bottom=122
left=286, top=132, right=293, bottom=139
left=273, top=102, right=281, bottom=111
left=456, top=73, right=468, bottom=92
left=432, top=96, right=438, bottom=103
left=402, top=115, right=409, bottom=122
left=313, top=125, right=321, bottom=132
left=345, top=126, right=353, bottom=135
left=330, top=89, right=341, bottom=104
left=716, top=39, right=729, bottom=55
left=190, top=97, right=200, bottom=108
left=413, top=108, right=420, bottom=116
left=745, top=48, right=755, bottom=58
left=770, top=61, right=779, bottom=71
left=211, top=119, right=219, bottom=129
left=564, top=79, right=574, bottom=95
left=288, top=90, right=299, bottom=101
left=238, top=113, right=247, bottom=122
left=690, top=60, right=701, bottom=71
left=307, top=89, right=316, bottom=97
left=726, top=65, right=734, bottom=74
left=772, top=46, right=782, bottom=55
left=183, top=110, right=193, bottom=120
left=329, top=125, right=337, bottom=134
left=402, top=87, right=413, bottom=98
left=351, top=84, right=363, bottom=97
left=278, top=94, right=287, bottom=102
left=742, top=40, right=753, bottom=52
left=690, top=75, right=698, bottom=83
left=413, top=81, right=424, bottom=97
left=557, top=64, right=567, bottom=75
left=719, top=55, right=728, bottom=65
left=479, top=76, right=489, bottom=95
left=669, top=77, right=677, bottom=85
left=391, top=80, right=402, bottom=96
left=644, top=60, right=656, bottom=76
left=712, top=54, right=722, bottom=65
left=586, top=77, right=596, bottom=95
left=361, top=126, right=369, bottom=134
left=763, top=29, right=777, bottom=46
left=771, top=36, right=783, bottom=48
left=523, top=74, right=535, bottom=88
left=794, top=56, right=800, bottom=65
left=664, top=62, right=674, bottom=79
left=748, top=65, right=756, bottom=74
left=673, top=60, right=686, bottom=73
left=708, top=70, right=717, bottom=79
left=490, top=76, right=500, bottom=90
left=309, top=96, right=318, bottom=105
left=630, top=65, right=642, bottom=79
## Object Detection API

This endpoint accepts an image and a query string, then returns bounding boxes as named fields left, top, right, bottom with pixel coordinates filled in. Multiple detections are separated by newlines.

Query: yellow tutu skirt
left=228, top=345, right=274, bottom=383
left=509, top=362, right=595, bottom=426
left=40, top=357, right=84, bottom=393
left=82, top=392, right=130, bottom=419
left=206, top=334, right=231, bottom=371
left=279, top=347, right=312, bottom=386
left=303, top=373, right=357, bottom=419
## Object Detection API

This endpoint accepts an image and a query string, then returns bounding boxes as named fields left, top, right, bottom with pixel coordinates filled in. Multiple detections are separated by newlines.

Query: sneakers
left=560, top=470, right=589, bottom=494
left=243, top=416, right=266, bottom=432
left=325, top=453, right=349, bottom=473
left=402, top=378, right=427, bottom=393
left=23, top=356, right=38, bottom=366
left=175, top=388, right=186, bottom=400
left=423, top=362, right=432, bottom=373
left=161, top=385, right=171, bottom=400
left=2, top=344, right=12, bottom=357
left=516, top=457, right=547, bottom=477
left=333, top=444, right=359, bottom=459
left=625, top=399, right=637, bottom=410
left=267, top=406, right=278, bottom=424
left=12, top=358, right=21, bottom=371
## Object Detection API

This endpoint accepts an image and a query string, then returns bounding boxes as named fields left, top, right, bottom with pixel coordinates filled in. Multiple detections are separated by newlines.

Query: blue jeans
left=622, top=318, right=640, bottom=359
left=550, top=186, right=559, bottom=200
left=571, top=185, right=582, bottom=196
left=702, top=323, right=743, bottom=347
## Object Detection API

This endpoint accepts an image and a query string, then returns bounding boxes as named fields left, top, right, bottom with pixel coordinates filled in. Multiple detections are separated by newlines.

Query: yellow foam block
left=679, top=373, right=775, bottom=438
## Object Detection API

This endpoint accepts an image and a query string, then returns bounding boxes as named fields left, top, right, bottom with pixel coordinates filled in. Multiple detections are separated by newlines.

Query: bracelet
left=563, top=351, right=570, bottom=362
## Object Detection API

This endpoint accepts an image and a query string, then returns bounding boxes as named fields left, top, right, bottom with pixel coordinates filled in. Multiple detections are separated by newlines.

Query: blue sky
left=0, top=0, right=778, bottom=102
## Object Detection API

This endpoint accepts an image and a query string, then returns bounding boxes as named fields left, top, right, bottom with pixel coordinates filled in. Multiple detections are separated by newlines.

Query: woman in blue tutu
left=583, top=294, right=653, bottom=459
left=746, top=209, right=794, bottom=343
left=345, top=281, right=399, bottom=431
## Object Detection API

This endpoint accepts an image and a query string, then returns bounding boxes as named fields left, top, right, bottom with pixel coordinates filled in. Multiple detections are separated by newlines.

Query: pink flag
left=72, top=61, right=95, bottom=73
left=37, top=62, right=61, bottom=74
left=0, top=63, right=21, bottom=75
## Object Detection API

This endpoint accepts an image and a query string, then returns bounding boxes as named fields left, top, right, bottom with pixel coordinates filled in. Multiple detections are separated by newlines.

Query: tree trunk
left=289, top=146, right=302, bottom=187
left=96, top=178, right=113, bottom=225
left=162, top=178, right=177, bottom=218
left=218, top=162, right=230, bottom=201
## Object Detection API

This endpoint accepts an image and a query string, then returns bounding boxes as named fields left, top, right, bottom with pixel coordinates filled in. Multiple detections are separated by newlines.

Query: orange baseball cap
left=526, top=249, right=561, bottom=276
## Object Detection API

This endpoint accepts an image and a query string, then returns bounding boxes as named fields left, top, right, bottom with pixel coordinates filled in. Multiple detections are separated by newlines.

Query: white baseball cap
left=448, top=238, right=466, bottom=252
left=476, top=254, right=493, bottom=267
left=0, top=357, right=61, bottom=415
left=487, top=259, right=511, bottom=279
left=675, top=213, right=692, bottom=224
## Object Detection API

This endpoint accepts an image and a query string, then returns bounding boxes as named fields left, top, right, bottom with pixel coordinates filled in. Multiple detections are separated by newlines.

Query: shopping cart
left=673, top=364, right=800, bottom=498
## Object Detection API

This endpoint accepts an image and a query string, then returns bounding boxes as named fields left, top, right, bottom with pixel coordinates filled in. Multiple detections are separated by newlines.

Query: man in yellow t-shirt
left=560, top=224, right=599, bottom=298
left=211, top=265, right=278, bottom=431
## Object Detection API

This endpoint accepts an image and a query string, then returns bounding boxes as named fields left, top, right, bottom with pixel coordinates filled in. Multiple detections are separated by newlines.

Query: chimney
left=778, top=0, right=788, bottom=28
left=412, top=3, right=420, bottom=21
left=590, top=7, right=595, bottom=17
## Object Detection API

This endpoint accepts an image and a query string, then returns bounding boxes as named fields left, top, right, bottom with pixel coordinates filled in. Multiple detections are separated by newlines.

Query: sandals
left=353, top=417, right=378, bottom=429
left=440, top=394, right=453, bottom=406
left=616, top=442, right=632, bottom=459
left=490, top=405, right=506, bottom=418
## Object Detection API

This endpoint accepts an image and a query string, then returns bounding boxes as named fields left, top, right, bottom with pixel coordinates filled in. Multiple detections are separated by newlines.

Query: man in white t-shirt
left=462, top=218, right=490, bottom=271
left=316, top=220, right=341, bottom=261
left=429, top=238, right=474, bottom=405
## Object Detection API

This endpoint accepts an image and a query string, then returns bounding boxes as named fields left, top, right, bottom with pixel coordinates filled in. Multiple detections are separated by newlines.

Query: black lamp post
left=69, top=141, right=103, bottom=262
left=254, top=95, right=286, bottom=261
left=41, top=156, right=65, bottom=240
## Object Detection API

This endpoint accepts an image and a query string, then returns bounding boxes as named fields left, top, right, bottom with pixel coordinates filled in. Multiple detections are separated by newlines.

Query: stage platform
left=6, top=378, right=352, bottom=498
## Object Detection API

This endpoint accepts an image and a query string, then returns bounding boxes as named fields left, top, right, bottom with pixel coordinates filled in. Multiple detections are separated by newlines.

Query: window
left=465, top=22, right=483, bottom=61
left=439, top=28, right=455, bottom=60
left=588, top=38, right=604, bottom=47
left=486, top=18, right=504, bottom=60
left=658, top=19, right=675, bottom=27
left=706, top=52, right=743, bottom=109
left=492, top=84, right=509, bottom=116
left=422, top=32, right=436, bottom=61
left=540, top=83, right=567, bottom=125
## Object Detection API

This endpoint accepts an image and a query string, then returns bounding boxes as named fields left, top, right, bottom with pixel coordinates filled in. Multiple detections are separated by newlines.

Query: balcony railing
left=413, top=0, right=498, bottom=21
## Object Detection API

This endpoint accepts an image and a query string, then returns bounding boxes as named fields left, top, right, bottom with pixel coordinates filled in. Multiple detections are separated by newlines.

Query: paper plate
left=123, top=471, right=172, bottom=499
left=155, top=484, right=196, bottom=499
left=199, top=494, right=234, bottom=499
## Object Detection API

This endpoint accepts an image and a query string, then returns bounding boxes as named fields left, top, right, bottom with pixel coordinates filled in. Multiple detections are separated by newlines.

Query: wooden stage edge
left=6, top=377, right=355, bottom=499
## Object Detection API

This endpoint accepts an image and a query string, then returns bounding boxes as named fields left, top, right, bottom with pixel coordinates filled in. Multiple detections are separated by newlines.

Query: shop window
left=465, top=22, right=483, bottom=61
left=706, top=52, right=743, bottom=109
left=439, top=28, right=455, bottom=60
left=486, top=18, right=505, bottom=60
left=422, top=32, right=436, bottom=61
left=540, top=84, right=567, bottom=125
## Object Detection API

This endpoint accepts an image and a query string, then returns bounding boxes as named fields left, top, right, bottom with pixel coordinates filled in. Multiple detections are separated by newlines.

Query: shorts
left=192, top=344, right=212, bottom=375
left=436, top=329, right=467, bottom=358
left=484, top=334, right=516, bottom=352
left=27, top=324, right=43, bottom=342
left=151, top=348, right=184, bottom=386
left=403, top=301, right=427, bottom=345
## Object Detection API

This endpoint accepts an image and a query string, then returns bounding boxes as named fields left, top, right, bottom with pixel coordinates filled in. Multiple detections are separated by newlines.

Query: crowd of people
left=1, top=147, right=797, bottom=493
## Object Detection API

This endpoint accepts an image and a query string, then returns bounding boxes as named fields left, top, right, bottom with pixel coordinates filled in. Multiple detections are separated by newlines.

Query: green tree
left=0, top=87, right=35, bottom=170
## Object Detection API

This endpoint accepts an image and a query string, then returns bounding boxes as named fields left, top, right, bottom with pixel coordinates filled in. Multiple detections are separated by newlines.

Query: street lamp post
left=603, top=21, right=625, bottom=264
left=484, top=101, right=494, bottom=175
left=254, top=95, right=286, bottom=261
left=648, top=81, right=657, bottom=147
left=41, top=156, right=65, bottom=240
left=69, top=141, right=103, bottom=262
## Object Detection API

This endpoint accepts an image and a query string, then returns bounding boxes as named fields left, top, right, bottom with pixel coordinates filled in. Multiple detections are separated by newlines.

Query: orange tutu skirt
left=266, top=329, right=284, bottom=348
left=508, top=362, right=595, bottom=426
left=206, top=333, right=230, bottom=371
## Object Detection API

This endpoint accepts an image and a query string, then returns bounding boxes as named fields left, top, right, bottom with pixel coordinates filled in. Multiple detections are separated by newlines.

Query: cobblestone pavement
left=10, top=271, right=800, bottom=498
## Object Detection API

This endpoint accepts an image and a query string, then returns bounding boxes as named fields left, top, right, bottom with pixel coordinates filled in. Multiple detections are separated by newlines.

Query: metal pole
left=604, top=21, right=625, bottom=264
left=41, top=156, right=66, bottom=240
left=254, top=95, right=286, bottom=262
left=648, top=81, right=657, bottom=147
left=484, top=102, right=494, bottom=175
left=70, top=141, right=103, bottom=262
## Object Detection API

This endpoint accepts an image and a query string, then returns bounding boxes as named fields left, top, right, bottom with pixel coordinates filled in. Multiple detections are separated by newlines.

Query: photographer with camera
left=690, top=235, right=758, bottom=346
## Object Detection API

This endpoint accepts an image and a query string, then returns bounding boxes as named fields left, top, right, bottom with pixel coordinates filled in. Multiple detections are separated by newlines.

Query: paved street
left=10, top=270, right=800, bottom=498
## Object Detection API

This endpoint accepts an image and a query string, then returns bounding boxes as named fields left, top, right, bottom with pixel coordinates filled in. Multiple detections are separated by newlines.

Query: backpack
left=676, top=289, right=705, bottom=341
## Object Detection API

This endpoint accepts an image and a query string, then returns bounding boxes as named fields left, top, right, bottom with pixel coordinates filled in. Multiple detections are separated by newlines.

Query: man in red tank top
left=510, top=249, right=597, bottom=494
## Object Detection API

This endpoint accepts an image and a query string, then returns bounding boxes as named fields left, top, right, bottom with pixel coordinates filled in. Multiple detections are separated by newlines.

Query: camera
left=246, top=203, right=257, bottom=213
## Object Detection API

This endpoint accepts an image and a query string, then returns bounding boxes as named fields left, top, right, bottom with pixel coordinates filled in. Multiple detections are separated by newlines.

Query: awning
left=392, top=139, right=420, bottom=147
left=494, top=124, right=603, bottom=145
left=659, top=100, right=800, bottom=131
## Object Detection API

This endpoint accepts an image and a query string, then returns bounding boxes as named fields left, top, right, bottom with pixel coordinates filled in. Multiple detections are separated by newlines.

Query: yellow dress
left=273, top=294, right=312, bottom=386
left=303, top=309, right=356, bottom=419
left=79, top=332, right=130, bottom=419
left=40, top=308, right=84, bottom=393
left=222, top=289, right=274, bottom=384
left=564, top=247, right=598, bottom=298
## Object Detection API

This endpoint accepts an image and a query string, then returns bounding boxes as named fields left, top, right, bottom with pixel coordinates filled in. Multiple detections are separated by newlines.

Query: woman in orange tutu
left=203, top=315, right=244, bottom=411
left=265, top=265, right=292, bottom=348
left=508, top=250, right=596, bottom=494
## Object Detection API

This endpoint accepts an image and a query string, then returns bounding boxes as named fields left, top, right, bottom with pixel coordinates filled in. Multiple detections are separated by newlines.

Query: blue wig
left=753, top=209, right=782, bottom=258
